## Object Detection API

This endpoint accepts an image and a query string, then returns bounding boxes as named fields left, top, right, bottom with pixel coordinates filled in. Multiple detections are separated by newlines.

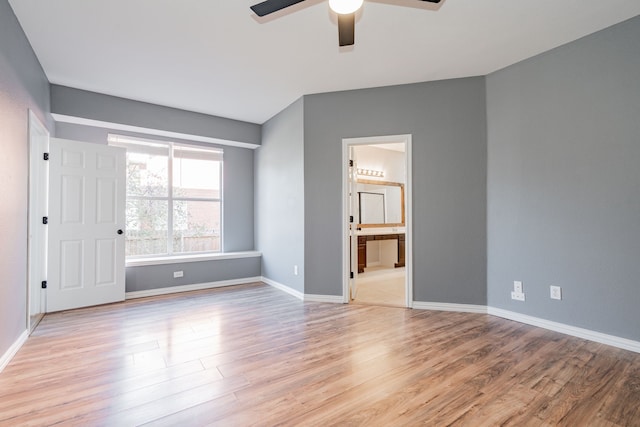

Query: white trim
left=27, top=110, right=50, bottom=332
left=126, top=251, right=261, bottom=267
left=411, top=303, right=640, bottom=353
left=125, top=277, right=261, bottom=299
left=262, top=277, right=345, bottom=304
left=413, top=301, right=488, bottom=314
left=261, top=277, right=304, bottom=300
left=0, top=330, right=29, bottom=373
left=51, top=113, right=260, bottom=149
left=488, top=307, right=640, bottom=354
left=341, top=134, right=413, bottom=307
left=404, top=136, right=413, bottom=308
left=341, top=140, right=351, bottom=304
left=304, top=294, right=345, bottom=304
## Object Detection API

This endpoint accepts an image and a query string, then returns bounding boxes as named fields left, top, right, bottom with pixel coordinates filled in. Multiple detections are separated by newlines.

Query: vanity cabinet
left=357, top=233, right=405, bottom=273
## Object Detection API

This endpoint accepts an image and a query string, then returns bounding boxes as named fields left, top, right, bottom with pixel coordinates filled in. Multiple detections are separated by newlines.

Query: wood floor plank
left=0, top=282, right=638, bottom=426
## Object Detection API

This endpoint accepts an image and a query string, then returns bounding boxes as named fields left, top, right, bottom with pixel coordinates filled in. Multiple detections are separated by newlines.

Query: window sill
left=126, top=251, right=261, bottom=267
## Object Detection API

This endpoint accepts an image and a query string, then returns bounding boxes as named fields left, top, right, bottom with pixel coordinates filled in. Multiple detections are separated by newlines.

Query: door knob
left=117, top=229, right=123, bottom=235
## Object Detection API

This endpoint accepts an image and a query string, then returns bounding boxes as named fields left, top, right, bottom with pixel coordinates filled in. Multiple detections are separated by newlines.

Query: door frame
left=27, top=110, right=49, bottom=332
left=341, top=134, right=413, bottom=307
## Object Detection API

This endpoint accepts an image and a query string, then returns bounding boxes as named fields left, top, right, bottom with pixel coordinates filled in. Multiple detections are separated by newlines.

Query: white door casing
left=47, top=138, right=126, bottom=312
left=27, top=110, right=49, bottom=329
left=348, top=147, right=359, bottom=300
left=342, top=134, right=413, bottom=307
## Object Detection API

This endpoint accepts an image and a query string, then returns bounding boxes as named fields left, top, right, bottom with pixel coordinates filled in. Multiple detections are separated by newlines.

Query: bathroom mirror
left=357, top=179, right=404, bottom=228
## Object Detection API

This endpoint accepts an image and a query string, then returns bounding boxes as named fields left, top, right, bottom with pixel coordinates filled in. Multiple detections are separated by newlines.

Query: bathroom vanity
left=357, top=231, right=405, bottom=274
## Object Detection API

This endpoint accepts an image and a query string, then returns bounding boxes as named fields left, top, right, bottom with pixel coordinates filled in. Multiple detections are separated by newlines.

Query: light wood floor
left=1, top=282, right=639, bottom=426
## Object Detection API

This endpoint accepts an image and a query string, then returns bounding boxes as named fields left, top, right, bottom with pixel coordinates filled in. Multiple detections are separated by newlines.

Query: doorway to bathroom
left=342, top=135, right=412, bottom=307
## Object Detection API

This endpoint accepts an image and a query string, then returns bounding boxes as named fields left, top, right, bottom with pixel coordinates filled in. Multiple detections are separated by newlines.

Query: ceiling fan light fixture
left=329, top=0, right=363, bottom=15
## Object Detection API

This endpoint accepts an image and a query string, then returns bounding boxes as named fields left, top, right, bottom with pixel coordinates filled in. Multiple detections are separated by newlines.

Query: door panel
left=96, top=178, right=117, bottom=223
left=62, top=149, right=84, bottom=168
left=61, top=175, right=84, bottom=223
left=60, top=240, right=83, bottom=289
left=95, top=239, right=117, bottom=286
left=97, top=153, right=116, bottom=170
left=47, top=138, right=126, bottom=312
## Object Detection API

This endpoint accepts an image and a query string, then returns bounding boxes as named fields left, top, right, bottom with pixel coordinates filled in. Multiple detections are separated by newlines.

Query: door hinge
left=41, top=281, right=47, bottom=289
left=43, top=153, right=49, bottom=161
left=42, top=216, right=48, bottom=225
left=349, top=159, right=353, bottom=167
left=350, top=272, right=354, bottom=279
left=349, top=215, right=354, bottom=223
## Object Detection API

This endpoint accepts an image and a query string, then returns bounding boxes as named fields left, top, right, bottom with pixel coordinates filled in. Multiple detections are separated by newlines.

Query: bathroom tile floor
left=353, top=266, right=405, bottom=307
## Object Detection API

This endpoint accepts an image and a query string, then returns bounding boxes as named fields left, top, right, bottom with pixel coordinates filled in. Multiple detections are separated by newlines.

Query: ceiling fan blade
left=250, top=0, right=306, bottom=17
left=420, top=0, right=442, bottom=2
left=338, top=13, right=355, bottom=46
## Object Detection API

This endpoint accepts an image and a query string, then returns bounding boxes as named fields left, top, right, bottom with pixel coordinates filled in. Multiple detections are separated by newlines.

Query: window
left=109, top=135, right=222, bottom=258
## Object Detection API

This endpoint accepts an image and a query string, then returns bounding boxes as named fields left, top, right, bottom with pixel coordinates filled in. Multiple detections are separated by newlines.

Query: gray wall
left=255, top=98, right=305, bottom=293
left=487, top=16, right=640, bottom=340
left=126, top=257, right=261, bottom=292
left=303, top=78, right=487, bottom=302
left=0, top=0, right=51, bottom=358
left=55, top=121, right=257, bottom=292
left=51, top=85, right=261, bottom=146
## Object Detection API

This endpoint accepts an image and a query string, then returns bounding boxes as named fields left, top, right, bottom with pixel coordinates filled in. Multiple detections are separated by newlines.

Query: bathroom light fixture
left=357, top=168, right=384, bottom=178
left=328, top=0, right=363, bottom=14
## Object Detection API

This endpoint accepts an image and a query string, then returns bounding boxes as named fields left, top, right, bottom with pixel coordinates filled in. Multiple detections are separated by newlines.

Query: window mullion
left=219, top=158, right=224, bottom=252
left=167, top=143, right=174, bottom=255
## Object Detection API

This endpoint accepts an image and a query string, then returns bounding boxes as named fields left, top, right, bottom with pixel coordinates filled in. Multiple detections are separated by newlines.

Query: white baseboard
left=125, top=277, right=262, bottom=299
left=488, top=307, right=640, bottom=354
left=126, top=279, right=640, bottom=354
left=412, top=303, right=639, bottom=353
left=261, top=277, right=344, bottom=304
left=303, top=294, right=345, bottom=304
left=0, top=329, right=29, bottom=373
left=261, top=277, right=304, bottom=300
left=413, top=301, right=488, bottom=314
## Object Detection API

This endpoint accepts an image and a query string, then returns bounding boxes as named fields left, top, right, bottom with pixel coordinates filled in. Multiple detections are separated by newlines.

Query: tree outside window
left=109, top=135, right=222, bottom=257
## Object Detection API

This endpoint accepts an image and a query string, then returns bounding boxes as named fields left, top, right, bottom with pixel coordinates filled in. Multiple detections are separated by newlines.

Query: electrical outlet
left=293, top=265, right=298, bottom=276
left=550, top=285, right=562, bottom=300
left=173, top=271, right=184, bottom=278
left=513, top=281, right=523, bottom=294
left=511, top=291, right=525, bottom=301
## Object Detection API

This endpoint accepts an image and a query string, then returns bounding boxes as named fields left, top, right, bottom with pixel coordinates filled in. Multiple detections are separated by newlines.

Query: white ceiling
left=9, top=0, right=640, bottom=124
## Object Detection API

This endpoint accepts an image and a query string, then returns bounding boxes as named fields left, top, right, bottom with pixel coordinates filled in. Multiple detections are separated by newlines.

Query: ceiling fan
left=250, top=0, right=442, bottom=47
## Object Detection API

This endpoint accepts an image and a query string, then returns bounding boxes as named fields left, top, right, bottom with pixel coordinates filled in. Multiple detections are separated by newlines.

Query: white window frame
left=108, top=134, right=223, bottom=259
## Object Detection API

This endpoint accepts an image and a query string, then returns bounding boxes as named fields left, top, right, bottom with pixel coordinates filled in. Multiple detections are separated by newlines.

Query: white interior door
left=47, top=138, right=126, bottom=312
left=349, top=147, right=359, bottom=300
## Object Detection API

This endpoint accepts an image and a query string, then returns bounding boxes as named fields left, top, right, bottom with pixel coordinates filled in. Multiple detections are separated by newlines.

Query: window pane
left=126, top=150, right=169, bottom=197
left=173, top=149, right=220, bottom=199
left=111, top=135, right=224, bottom=258
left=173, top=201, right=221, bottom=253
left=126, top=199, right=168, bottom=256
